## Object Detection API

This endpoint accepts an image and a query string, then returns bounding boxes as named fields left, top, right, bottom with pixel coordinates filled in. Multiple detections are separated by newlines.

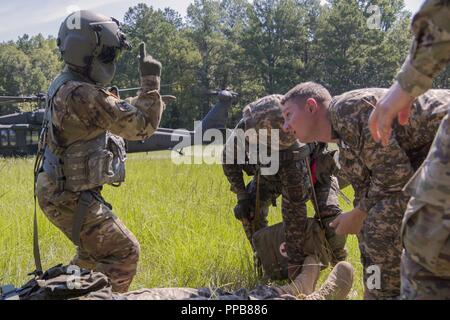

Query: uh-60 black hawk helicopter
left=0, top=88, right=238, bottom=157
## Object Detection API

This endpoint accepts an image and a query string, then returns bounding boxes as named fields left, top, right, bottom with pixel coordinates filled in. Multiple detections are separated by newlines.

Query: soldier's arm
left=222, top=134, right=247, bottom=198
left=222, top=164, right=247, bottom=198
left=279, top=160, right=310, bottom=266
left=329, top=97, right=372, bottom=208
left=58, top=81, right=163, bottom=141
left=396, top=0, right=450, bottom=97
left=357, top=125, right=414, bottom=213
left=338, top=149, right=371, bottom=210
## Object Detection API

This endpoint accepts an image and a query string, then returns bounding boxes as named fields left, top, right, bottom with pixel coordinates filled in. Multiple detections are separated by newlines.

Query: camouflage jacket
left=222, top=139, right=309, bottom=197
left=329, top=88, right=450, bottom=213
left=396, top=0, right=450, bottom=97
left=51, top=74, right=164, bottom=147
left=222, top=95, right=314, bottom=264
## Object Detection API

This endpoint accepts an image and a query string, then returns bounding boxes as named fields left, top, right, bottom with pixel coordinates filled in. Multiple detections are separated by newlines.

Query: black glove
left=138, top=42, right=162, bottom=77
left=233, top=198, right=254, bottom=221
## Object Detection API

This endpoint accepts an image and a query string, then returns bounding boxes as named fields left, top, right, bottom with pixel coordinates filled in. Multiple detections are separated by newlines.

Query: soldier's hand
left=368, top=82, right=415, bottom=146
left=233, top=198, right=253, bottom=221
left=329, top=208, right=367, bottom=236
left=138, top=42, right=162, bottom=77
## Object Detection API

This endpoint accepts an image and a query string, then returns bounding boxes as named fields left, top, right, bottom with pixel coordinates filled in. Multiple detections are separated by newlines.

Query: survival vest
left=40, top=70, right=126, bottom=193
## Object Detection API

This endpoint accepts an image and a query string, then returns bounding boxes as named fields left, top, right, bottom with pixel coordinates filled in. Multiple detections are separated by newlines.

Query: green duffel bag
left=252, top=218, right=332, bottom=281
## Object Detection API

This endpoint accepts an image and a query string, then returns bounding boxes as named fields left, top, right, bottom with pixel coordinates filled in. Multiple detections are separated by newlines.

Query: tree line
left=1, top=0, right=449, bottom=128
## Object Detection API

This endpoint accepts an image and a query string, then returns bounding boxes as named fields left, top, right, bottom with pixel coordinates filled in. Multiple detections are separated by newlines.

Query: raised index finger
left=139, top=42, right=146, bottom=61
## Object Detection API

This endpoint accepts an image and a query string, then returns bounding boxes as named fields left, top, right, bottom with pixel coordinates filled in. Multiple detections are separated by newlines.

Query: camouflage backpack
left=0, top=264, right=112, bottom=300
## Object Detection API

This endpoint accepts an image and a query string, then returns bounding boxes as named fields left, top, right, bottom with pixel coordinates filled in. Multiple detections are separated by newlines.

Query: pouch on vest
left=4, top=264, right=113, bottom=300
left=44, top=132, right=126, bottom=192
left=252, top=219, right=331, bottom=281
left=85, top=133, right=126, bottom=189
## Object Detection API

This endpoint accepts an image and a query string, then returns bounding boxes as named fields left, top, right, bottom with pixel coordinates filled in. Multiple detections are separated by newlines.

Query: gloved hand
left=233, top=197, right=254, bottom=221
left=138, top=42, right=161, bottom=77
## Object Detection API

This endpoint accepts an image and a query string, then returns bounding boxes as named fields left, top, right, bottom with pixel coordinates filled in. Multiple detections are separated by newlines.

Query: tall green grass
left=0, top=152, right=363, bottom=299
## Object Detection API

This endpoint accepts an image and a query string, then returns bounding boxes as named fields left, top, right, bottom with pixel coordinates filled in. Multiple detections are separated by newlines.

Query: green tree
left=312, top=0, right=411, bottom=94
left=240, top=0, right=309, bottom=95
left=118, top=4, right=202, bottom=128
left=186, top=0, right=224, bottom=117
left=0, top=34, right=61, bottom=114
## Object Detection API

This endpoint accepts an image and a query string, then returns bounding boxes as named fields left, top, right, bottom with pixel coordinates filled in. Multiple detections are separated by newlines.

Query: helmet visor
left=98, top=46, right=122, bottom=63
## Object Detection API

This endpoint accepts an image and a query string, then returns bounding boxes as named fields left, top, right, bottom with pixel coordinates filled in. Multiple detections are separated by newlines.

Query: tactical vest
left=41, top=71, right=126, bottom=192
left=242, top=142, right=316, bottom=177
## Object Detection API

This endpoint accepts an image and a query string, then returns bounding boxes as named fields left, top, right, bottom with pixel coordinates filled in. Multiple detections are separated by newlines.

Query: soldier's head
left=242, top=94, right=297, bottom=150
left=281, top=82, right=332, bottom=143
left=57, top=10, right=131, bottom=86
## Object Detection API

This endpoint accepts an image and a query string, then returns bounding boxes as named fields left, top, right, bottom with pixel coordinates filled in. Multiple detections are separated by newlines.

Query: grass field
left=0, top=150, right=363, bottom=299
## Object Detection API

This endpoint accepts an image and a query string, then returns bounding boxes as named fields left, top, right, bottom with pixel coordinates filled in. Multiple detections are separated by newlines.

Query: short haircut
left=281, top=82, right=332, bottom=106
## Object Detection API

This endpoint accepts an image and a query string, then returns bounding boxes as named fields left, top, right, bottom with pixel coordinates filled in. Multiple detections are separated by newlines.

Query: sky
left=0, top=0, right=425, bottom=42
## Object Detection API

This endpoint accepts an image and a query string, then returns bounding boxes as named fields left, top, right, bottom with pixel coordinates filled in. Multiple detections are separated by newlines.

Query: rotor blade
left=0, top=99, right=38, bottom=105
left=0, top=96, right=44, bottom=104
left=201, top=89, right=219, bottom=96
left=117, top=82, right=177, bottom=93
left=118, top=87, right=141, bottom=93
left=0, top=100, right=18, bottom=105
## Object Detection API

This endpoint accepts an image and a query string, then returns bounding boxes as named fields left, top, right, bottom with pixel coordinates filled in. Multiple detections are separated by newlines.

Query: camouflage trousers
left=36, top=172, right=140, bottom=293
left=358, top=194, right=409, bottom=300
left=401, top=250, right=450, bottom=300
left=401, top=112, right=450, bottom=299
left=240, top=173, right=347, bottom=264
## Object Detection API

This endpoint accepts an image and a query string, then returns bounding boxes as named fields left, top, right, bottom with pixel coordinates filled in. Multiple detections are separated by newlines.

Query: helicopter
left=0, top=88, right=238, bottom=157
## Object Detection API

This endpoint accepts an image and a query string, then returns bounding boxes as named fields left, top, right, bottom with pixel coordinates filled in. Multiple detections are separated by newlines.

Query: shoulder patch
left=116, top=101, right=134, bottom=113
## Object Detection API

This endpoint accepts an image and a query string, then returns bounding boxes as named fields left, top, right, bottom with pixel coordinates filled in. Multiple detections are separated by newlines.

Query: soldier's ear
left=108, top=86, right=120, bottom=99
left=306, top=98, right=318, bottom=114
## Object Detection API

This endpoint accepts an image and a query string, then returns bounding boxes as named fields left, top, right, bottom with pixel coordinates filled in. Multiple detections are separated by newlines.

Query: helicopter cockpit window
left=8, top=130, right=16, bottom=146
left=27, top=130, right=39, bottom=145
left=0, top=130, right=7, bottom=147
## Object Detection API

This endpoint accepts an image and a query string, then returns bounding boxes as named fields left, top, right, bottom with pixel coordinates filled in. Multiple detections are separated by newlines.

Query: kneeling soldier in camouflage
left=281, top=82, right=450, bottom=299
left=222, top=95, right=347, bottom=281
left=35, top=11, right=166, bottom=292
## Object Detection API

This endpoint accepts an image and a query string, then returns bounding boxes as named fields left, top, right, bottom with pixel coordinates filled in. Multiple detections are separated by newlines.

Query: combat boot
left=273, top=255, right=320, bottom=297
left=305, top=261, right=354, bottom=300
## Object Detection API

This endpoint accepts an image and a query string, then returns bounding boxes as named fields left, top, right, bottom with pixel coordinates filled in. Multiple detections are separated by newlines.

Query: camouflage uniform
left=36, top=72, right=164, bottom=293
left=329, top=88, right=450, bottom=299
left=222, top=95, right=347, bottom=271
left=394, top=0, right=450, bottom=299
